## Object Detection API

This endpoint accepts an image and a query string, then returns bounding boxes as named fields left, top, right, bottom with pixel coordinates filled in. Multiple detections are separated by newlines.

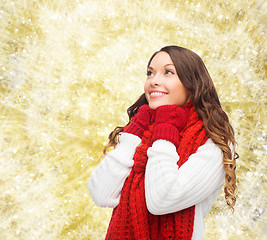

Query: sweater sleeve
left=88, top=133, right=141, bottom=208
left=145, top=138, right=225, bottom=215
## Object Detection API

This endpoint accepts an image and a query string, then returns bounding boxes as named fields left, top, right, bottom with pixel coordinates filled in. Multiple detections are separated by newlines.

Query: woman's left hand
left=151, top=104, right=188, bottom=147
left=154, top=104, right=188, bottom=131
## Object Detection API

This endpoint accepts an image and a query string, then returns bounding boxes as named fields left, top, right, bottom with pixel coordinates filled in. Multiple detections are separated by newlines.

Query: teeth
left=150, top=92, right=167, bottom=96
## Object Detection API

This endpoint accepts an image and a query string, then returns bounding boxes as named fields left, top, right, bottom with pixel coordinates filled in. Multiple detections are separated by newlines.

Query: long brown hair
left=103, top=45, right=238, bottom=212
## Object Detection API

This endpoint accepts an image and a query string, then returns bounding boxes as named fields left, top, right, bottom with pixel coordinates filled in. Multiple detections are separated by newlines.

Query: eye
left=146, top=70, right=154, bottom=76
left=166, top=69, right=174, bottom=75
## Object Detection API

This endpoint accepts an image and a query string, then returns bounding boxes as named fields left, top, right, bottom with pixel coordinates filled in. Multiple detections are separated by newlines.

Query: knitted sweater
left=88, top=133, right=225, bottom=240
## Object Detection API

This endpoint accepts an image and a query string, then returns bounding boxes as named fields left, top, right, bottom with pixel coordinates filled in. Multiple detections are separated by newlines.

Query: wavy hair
left=103, top=45, right=238, bottom=212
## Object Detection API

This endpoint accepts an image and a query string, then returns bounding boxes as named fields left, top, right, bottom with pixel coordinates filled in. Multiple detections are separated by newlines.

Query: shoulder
left=186, top=138, right=223, bottom=166
left=201, top=138, right=222, bottom=153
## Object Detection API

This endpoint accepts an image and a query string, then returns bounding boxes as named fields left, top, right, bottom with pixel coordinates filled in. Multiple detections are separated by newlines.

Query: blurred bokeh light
left=0, top=0, right=266, bottom=239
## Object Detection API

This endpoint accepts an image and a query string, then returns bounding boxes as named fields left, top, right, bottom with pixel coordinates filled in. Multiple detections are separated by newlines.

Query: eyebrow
left=147, top=64, right=174, bottom=70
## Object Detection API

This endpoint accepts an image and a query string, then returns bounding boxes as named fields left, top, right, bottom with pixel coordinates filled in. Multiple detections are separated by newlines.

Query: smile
left=150, top=92, right=168, bottom=96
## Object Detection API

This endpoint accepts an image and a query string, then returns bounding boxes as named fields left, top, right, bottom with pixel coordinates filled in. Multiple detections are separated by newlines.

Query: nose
left=150, top=73, right=161, bottom=87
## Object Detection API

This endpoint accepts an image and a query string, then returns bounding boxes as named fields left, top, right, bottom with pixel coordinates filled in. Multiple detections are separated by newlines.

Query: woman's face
left=144, top=51, right=191, bottom=110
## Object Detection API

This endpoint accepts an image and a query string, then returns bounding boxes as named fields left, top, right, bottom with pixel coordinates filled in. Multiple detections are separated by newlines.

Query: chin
left=149, top=102, right=163, bottom=110
left=148, top=102, right=155, bottom=109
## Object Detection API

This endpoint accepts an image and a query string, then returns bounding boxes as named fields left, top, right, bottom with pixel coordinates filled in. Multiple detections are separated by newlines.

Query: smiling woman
left=88, top=45, right=238, bottom=240
left=144, top=51, right=191, bottom=109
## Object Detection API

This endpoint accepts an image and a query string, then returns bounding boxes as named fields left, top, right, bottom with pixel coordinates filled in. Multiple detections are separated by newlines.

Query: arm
left=145, top=138, right=225, bottom=215
left=88, top=133, right=141, bottom=208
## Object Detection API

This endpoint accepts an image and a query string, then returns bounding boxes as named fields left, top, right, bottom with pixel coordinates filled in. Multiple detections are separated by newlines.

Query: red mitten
left=151, top=104, right=189, bottom=147
left=124, top=104, right=155, bottom=138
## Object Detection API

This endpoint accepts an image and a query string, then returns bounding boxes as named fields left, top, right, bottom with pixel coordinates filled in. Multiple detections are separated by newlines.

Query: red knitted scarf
left=106, top=103, right=208, bottom=240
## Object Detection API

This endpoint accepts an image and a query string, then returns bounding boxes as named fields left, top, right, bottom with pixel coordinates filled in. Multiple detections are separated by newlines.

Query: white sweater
left=88, top=133, right=225, bottom=240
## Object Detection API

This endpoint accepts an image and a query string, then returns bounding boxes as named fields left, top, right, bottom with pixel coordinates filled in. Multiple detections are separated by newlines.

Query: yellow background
left=0, top=0, right=266, bottom=239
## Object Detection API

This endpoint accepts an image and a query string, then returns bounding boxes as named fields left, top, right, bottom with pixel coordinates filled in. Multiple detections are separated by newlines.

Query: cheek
left=144, top=81, right=150, bottom=100
left=144, top=79, right=149, bottom=90
left=171, top=83, right=188, bottom=104
left=144, top=81, right=150, bottom=93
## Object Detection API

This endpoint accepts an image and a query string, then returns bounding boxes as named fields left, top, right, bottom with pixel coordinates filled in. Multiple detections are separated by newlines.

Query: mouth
left=150, top=91, right=168, bottom=97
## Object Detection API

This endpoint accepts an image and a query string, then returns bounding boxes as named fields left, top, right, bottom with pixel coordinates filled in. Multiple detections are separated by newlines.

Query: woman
left=88, top=45, right=238, bottom=239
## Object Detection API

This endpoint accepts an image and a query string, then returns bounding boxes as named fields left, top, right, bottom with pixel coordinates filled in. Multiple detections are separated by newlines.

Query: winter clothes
left=89, top=103, right=225, bottom=240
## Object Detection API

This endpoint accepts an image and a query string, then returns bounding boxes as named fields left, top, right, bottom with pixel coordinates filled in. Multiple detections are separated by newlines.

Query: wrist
left=123, top=122, right=144, bottom=139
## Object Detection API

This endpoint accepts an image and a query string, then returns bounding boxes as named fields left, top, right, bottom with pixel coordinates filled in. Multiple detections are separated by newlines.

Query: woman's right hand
left=123, top=104, right=155, bottom=139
